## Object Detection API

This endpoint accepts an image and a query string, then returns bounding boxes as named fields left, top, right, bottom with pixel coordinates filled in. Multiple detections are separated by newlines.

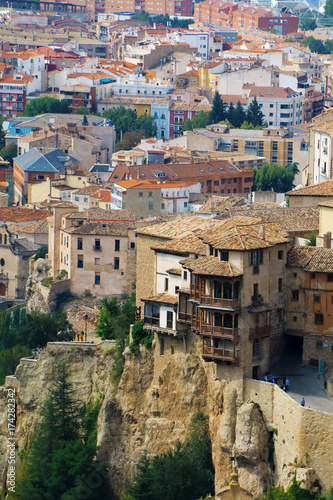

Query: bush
left=56, top=269, right=68, bottom=280
left=129, top=320, right=153, bottom=355
left=41, top=277, right=53, bottom=288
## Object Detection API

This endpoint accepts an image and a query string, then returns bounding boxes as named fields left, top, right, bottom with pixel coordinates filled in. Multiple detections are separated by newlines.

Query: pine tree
left=246, top=97, right=265, bottom=127
left=233, top=101, right=246, bottom=128
left=209, top=91, right=226, bottom=124
left=13, top=368, right=107, bottom=500
left=227, top=103, right=235, bottom=125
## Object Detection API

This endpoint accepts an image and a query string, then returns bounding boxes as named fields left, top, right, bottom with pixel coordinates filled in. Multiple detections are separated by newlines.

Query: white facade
left=111, top=74, right=172, bottom=97
left=255, top=94, right=303, bottom=128
left=313, top=130, right=331, bottom=184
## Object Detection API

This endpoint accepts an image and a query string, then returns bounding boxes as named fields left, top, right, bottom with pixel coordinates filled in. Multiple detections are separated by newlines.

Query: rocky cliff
left=0, top=339, right=277, bottom=499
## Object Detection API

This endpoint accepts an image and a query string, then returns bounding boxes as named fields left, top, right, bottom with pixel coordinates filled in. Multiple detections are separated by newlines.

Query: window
left=316, top=340, right=323, bottom=348
left=183, top=271, right=187, bottom=280
left=220, top=251, right=229, bottom=262
left=115, top=239, right=120, bottom=251
left=270, top=104, right=274, bottom=108
left=315, top=313, right=323, bottom=325
left=77, top=255, right=83, bottom=268
left=165, top=278, right=169, bottom=291
left=293, top=316, right=297, bottom=322
left=77, top=238, right=83, bottom=250
left=148, top=203, right=153, bottom=210
left=249, top=250, right=263, bottom=266
left=278, top=278, right=283, bottom=292
left=114, top=257, right=119, bottom=269
left=74, top=196, right=79, bottom=201
left=94, top=239, right=101, bottom=251
left=95, top=258, right=100, bottom=265
left=167, top=311, right=173, bottom=329
left=314, top=294, right=320, bottom=303
left=311, top=273, right=315, bottom=280
left=95, top=273, right=100, bottom=285
left=214, top=281, right=222, bottom=299
left=327, top=273, right=333, bottom=282
left=130, top=242, right=135, bottom=249
left=253, top=283, right=259, bottom=298
left=160, top=337, right=164, bottom=356
left=184, top=202, right=188, bottom=208
left=138, top=192, right=143, bottom=197
left=278, top=250, right=283, bottom=260
left=148, top=192, right=153, bottom=197
left=292, top=290, right=299, bottom=301
left=293, top=272, right=297, bottom=278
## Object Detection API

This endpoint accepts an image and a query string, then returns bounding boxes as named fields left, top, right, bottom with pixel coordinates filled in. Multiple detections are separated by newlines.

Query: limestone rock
left=25, top=258, right=52, bottom=313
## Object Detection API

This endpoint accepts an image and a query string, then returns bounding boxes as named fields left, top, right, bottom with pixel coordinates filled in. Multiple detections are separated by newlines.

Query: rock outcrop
left=0, top=341, right=274, bottom=499
left=25, top=258, right=53, bottom=313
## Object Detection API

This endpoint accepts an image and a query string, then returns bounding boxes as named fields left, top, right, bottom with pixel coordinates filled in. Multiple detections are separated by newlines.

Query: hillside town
left=0, top=1, right=333, bottom=499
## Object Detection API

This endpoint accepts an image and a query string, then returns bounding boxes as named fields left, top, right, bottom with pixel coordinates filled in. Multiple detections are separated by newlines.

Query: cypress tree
left=209, top=91, right=226, bottom=124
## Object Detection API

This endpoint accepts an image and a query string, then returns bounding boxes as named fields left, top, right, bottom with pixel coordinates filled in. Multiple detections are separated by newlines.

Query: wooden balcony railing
left=144, top=316, right=160, bottom=326
left=200, top=324, right=239, bottom=341
left=190, top=292, right=240, bottom=309
left=178, top=311, right=191, bottom=323
left=249, top=325, right=270, bottom=340
left=202, top=346, right=240, bottom=365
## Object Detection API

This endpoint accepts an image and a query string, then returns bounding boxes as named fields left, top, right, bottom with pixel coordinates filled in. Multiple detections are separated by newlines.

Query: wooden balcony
left=190, top=291, right=240, bottom=309
left=202, top=346, right=240, bottom=365
left=249, top=325, right=270, bottom=340
left=144, top=316, right=160, bottom=326
left=200, top=324, right=239, bottom=341
left=178, top=311, right=191, bottom=323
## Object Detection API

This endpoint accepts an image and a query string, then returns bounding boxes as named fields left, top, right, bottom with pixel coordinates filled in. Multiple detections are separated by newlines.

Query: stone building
left=137, top=216, right=290, bottom=379
left=0, top=224, right=40, bottom=298
left=286, top=245, right=333, bottom=366
left=48, top=205, right=138, bottom=296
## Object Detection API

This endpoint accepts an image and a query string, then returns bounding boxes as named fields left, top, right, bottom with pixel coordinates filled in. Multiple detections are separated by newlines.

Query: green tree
left=0, top=345, right=30, bottom=384
left=326, top=0, right=333, bottom=17
left=227, top=102, right=235, bottom=124
left=33, top=245, right=48, bottom=261
left=262, top=478, right=333, bottom=500
left=232, top=101, right=246, bottom=128
left=123, top=411, right=214, bottom=500
left=13, top=368, right=107, bottom=500
left=306, top=231, right=317, bottom=246
left=22, top=97, right=70, bottom=117
left=181, top=111, right=210, bottom=134
left=300, top=18, right=317, bottom=31
left=209, top=91, right=226, bottom=124
left=246, top=96, right=265, bottom=127
left=253, top=163, right=295, bottom=193
left=82, top=114, right=88, bottom=125
left=0, top=143, right=17, bottom=167
left=132, top=10, right=152, bottom=22
left=116, top=131, right=144, bottom=151
left=74, top=106, right=89, bottom=115
left=303, top=36, right=327, bottom=54
left=136, top=113, right=157, bottom=137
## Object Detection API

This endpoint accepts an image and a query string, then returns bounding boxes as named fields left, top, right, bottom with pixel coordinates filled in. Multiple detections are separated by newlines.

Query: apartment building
left=137, top=216, right=290, bottom=379
left=48, top=205, right=137, bottom=296
left=310, top=121, right=333, bottom=185
left=184, top=126, right=309, bottom=181
left=170, top=101, right=211, bottom=139
left=110, top=160, right=254, bottom=196
left=111, top=180, right=201, bottom=218
left=13, top=148, right=80, bottom=205
left=194, top=0, right=298, bottom=35
left=286, top=246, right=333, bottom=366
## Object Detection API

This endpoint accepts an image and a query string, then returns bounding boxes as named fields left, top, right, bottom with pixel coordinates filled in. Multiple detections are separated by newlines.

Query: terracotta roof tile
left=141, top=292, right=178, bottom=304
left=287, top=180, right=333, bottom=197
left=166, top=268, right=182, bottom=275
left=180, top=256, right=243, bottom=277
left=287, top=245, right=333, bottom=272
left=0, top=207, right=50, bottom=223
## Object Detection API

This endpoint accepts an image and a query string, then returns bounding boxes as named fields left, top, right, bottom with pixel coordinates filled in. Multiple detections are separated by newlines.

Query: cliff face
left=0, top=341, right=273, bottom=499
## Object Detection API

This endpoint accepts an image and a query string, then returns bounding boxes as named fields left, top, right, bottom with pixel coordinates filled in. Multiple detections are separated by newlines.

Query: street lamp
left=84, top=313, right=88, bottom=342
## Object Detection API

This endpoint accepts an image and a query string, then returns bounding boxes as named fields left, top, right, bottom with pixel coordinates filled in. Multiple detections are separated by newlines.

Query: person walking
left=285, top=378, right=289, bottom=392
left=301, top=398, right=305, bottom=407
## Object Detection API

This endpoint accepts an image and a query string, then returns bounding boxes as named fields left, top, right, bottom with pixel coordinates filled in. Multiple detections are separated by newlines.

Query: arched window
left=223, top=281, right=232, bottom=299
left=234, top=282, right=240, bottom=299
left=224, top=314, right=233, bottom=329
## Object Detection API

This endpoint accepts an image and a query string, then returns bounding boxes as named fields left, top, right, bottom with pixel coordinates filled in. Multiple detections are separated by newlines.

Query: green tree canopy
left=103, top=107, right=156, bottom=144
left=0, top=143, right=17, bottom=167
left=181, top=110, right=210, bottom=134
left=12, top=368, right=107, bottom=500
left=253, top=163, right=295, bottom=193
left=209, top=91, right=227, bottom=124
left=123, top=411, right=214, bottom=500
left=22, top=97, right=70, bottom=117
left=326, top=0, right=333, bottom=17
left=74, top=106, right=90, bottom=115
left=0, top=345, right=30, bottom=384
left=246, top=96, right=265, bottom=127
left=300, top=18, right=317, bottom=31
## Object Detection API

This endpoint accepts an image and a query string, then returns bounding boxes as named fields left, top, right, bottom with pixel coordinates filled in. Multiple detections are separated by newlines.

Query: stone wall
left=244, top=379, right=333, bottom=492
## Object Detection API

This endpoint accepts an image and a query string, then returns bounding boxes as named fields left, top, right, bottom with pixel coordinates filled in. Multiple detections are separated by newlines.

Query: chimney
left=259, top=225, right=265, bottom=240
left=324, top=231, right=331, bottom=248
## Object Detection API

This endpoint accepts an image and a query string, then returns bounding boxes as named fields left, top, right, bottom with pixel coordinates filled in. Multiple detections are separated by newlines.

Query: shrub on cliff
left=122, top=410, right=215, bottom=500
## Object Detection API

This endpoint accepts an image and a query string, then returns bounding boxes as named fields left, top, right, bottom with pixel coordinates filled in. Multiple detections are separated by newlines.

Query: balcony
left=202, top=346, right=240, bottom=365
left=249, top=325, right=270, bottom=340
left=144, top=315, right=159, bottom=326
left=199, top=295, right=241, bottom=309
left=178, top=311, right=191, bottom=323
left=93, top=245, right=102, bottom=252
left=200, top=324, right=239, bottom=341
